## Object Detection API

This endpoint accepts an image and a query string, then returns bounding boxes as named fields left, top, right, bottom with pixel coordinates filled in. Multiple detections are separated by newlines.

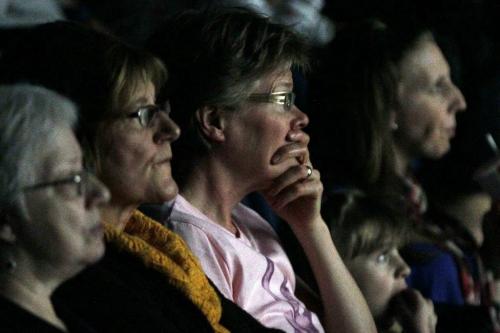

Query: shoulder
left=0, top=296, right=66, bottom=333
left=53, top=245, right=213, bottom=332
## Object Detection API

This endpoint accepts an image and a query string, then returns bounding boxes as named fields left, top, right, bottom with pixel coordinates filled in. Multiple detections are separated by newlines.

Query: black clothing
left=53, top=241, right=282, bottom=332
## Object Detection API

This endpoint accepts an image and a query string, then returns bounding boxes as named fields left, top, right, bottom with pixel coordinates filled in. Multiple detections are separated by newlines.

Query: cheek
left=100, top=132, right=155, bottom=180
left=244, top=116, right=289, bottom=156
left=352, top=267, right=396, bottom=317
left=401, top=96, right=448, bottom=132
left=260, top=117, right=291, bottom=151
left=27, top=200, right=100, bottom=262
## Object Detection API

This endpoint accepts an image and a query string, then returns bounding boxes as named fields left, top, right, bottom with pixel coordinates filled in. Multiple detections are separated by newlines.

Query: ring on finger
left=306, top=165, right=313, bottom=178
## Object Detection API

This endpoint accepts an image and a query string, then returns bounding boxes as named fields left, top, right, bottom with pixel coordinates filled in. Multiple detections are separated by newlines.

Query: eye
left=375, top=251, right=389, bottom=264
left=429, top=77, right=451, bottom=95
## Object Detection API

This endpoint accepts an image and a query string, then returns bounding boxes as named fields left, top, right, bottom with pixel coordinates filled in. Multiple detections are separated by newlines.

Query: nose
left=395, top=254, right=411, bottom=279
left=449, top=82, right=467, bottom=114
left=85, top=174, right=110, bottom=208
left=154, top=112, right=181, bottom=144
left=290, top=105, right=309, bottom=130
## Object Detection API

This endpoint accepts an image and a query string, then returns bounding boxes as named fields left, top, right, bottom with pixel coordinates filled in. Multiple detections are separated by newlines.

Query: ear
left=195, top=106, right=226, bottom=143
left=389, top=110, right=398, bottom=131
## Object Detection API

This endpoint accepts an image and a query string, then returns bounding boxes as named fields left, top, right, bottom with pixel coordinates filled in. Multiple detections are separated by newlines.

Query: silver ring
left=306, top=165, right=313, bottom=178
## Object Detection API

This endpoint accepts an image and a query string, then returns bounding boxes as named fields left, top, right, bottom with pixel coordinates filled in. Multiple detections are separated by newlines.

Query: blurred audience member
left=0, top=84, right=109, bottom=332
left=217, top=0, right=334, bottom=46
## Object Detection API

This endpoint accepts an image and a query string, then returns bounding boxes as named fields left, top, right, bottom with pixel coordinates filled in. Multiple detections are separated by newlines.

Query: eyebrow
left=133, top=97, right=151, bottom=106
left=272, top=81, right=293, bottom=91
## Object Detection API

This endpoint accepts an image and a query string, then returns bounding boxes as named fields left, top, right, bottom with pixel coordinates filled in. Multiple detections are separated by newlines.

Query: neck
left=0, top=269, right=66, bottom=331
left=101, top=202, right=137, bottom=231
left=181, top=158, right=249, bottom=233
left=393, top=142, right=412, bottom=178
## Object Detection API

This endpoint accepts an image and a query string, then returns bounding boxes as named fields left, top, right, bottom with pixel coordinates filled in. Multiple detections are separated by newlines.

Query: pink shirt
left=163, top=195, right=324, bottom=333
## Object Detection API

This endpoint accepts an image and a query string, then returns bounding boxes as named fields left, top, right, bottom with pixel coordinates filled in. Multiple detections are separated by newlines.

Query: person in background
left=0, top=84, right=109, bottom=332
left=309, top=19, right=466, bottom=218
left=408, top=123, right=500, bottom=333
left=309, top=18, right=496, bottom=333
left=216, top=0, right=334, bottom=46
left=146, top=8, right=376, bottom=333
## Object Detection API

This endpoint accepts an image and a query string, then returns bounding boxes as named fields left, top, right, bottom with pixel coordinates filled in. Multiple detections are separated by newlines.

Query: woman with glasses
left=0, top=84, right=109, bottom=332
left=0, top=21, right=283, bottom=332
left=146, top=8, right=376, bottom=333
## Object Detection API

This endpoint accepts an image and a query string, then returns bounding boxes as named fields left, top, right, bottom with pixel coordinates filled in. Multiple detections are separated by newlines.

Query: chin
left=67, top=242, right=105, bottom=278
left=423, top=143, right=450, bottom=159
left=162, top=184, right=179, bottom=201
left=155, top=180, right=179, bottom=203
left=85, top=238, right=106, bottom=264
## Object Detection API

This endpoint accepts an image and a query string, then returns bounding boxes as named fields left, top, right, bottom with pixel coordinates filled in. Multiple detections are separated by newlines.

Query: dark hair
left=147, top=7, right=309, bottom=184
left=308, top=19, right=431, bottom=192
left=0, top=21, right=166, bottom=171
left=324, top=191, right=410, bottom=260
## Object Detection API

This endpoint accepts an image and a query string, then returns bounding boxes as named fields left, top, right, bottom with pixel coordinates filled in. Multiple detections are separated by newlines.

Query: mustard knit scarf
left=104, top=210, right=229, bottom=333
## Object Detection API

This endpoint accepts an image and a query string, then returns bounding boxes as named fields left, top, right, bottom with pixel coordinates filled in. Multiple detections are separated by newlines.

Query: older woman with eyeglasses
left=146, top=8, right=376, bottom=333
left=0, top=84, right=109, bottom=332
left=0, top=21, right=285, bottom=332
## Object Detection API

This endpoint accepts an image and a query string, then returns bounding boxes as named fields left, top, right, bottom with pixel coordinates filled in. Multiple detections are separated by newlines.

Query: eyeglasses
left=23, top=171, right=94, bottom=198
left=247, top=92, right=296, bottom=111
left=127, top=103, right=170, bottom=127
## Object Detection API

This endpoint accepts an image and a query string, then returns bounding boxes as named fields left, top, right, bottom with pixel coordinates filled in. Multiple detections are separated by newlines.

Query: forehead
left=40, top=126, right=81, bottom=178
left=122, top=80, right=156, bottom=111
left=251, top=67, right=293, bottom=93
left=399, top=40, right=449, bottom=85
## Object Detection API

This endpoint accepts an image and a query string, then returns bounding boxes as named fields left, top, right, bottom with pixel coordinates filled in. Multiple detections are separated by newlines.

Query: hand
left=262, top=134, right=323, bottom=230
left=390, top=289, right=437, bottom=333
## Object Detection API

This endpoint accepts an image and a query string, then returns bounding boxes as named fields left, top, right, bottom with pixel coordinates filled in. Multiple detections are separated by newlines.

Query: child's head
left=324, top=192, right=411, bottom=327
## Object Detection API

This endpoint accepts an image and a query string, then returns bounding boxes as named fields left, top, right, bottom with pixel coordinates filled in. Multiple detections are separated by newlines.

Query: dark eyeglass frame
left=23, top=171, right=90, bottom=196
left=247, top=92, right=296, bottom=111
left=127, top=103, right=170, bottom=128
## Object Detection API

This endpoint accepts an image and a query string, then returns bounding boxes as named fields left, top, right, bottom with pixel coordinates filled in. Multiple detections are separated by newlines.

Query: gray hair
left=0, top=84, right=77, bottom=213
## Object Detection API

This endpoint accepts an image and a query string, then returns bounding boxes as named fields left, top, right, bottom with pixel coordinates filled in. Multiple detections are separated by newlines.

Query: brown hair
left=148, top=7, right=309, bottom=185
left=324, top=191, right=410, bottom=260
left=0, top=21, right=166, bottom=171
left=308, top=19, right=432, bottom=192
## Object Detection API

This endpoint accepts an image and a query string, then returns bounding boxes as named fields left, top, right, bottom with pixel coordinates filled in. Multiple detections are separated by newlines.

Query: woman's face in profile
left=394, top=39, right=466, bottom=160
left=220, top=68, right=310, bottom=188
left=96, top=81, right=180, bottom=208
left=21, top=126, right=109, bottom=273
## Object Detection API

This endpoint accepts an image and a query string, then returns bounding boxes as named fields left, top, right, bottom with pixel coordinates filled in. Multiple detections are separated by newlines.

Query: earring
left=4, top=258, right=16, bottom=272
left=391, top=122, right=399, bottom=131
